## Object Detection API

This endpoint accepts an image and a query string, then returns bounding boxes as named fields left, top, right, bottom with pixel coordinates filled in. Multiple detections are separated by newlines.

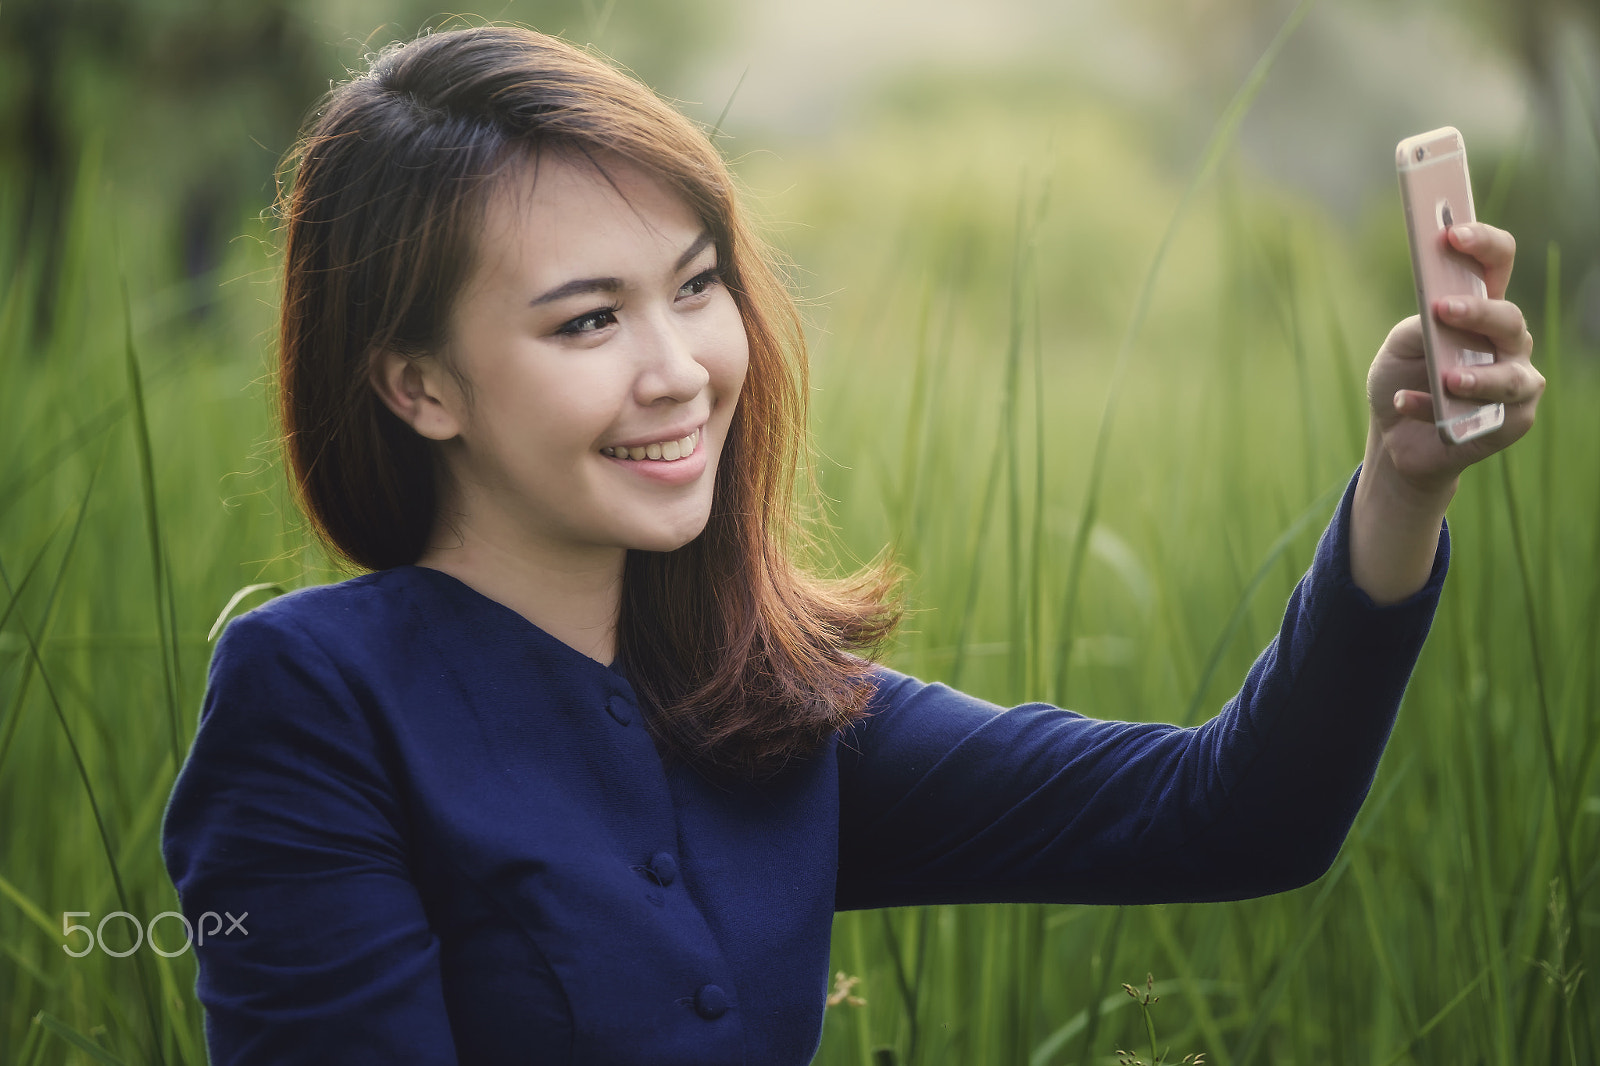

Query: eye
left=677, top=266, right=723, bottom=301
left=556, top=307, right=619, bottom=336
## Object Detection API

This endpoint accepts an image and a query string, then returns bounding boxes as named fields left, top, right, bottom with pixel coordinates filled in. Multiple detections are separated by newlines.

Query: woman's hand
left=1351, top=222, right=1545, bottom=604
left=1367, top=222, right=1544, bottom=494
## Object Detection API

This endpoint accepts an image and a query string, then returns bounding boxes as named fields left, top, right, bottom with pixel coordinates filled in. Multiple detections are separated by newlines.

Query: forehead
left=472, top=149, right=704, bottom=287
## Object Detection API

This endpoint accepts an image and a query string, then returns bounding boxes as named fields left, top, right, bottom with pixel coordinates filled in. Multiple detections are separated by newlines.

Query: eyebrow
left=527, top=231, right=717, bottom=307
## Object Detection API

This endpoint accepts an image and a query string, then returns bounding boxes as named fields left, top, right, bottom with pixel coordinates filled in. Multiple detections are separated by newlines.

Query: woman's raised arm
left=836, top=465, right=1446, bottom=911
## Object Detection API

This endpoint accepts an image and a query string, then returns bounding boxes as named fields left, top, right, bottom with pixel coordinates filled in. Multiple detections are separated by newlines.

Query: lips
left=600, top=427, right=700, bottom=462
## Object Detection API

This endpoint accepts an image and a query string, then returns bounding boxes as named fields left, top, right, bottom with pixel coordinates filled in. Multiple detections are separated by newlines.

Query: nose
left=633, top=309, right=710, bottom=406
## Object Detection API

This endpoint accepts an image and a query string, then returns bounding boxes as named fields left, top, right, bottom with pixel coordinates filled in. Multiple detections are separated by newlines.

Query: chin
left=625, top=515, right=712, bottom=554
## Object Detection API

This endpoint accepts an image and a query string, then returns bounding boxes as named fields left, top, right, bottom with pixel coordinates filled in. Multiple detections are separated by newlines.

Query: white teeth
left=605, top=428, right=701, bottom=461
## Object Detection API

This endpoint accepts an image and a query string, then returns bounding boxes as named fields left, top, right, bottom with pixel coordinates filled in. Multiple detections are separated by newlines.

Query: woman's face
left=418, top=151, right=749, bottom=561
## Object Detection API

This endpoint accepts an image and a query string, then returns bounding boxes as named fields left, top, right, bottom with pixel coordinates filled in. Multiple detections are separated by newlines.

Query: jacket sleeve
left=161, top=607, right=458, bottom=1065
left=835, top=466, right=1448, bottom=910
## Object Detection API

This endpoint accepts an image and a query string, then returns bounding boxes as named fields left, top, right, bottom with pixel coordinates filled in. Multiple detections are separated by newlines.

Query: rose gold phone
left=1396, top=127, right=1504, bottom=444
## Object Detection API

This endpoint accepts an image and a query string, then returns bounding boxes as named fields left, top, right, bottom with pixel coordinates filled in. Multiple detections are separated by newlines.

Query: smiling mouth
left=601, top=428, right=700, bottom=462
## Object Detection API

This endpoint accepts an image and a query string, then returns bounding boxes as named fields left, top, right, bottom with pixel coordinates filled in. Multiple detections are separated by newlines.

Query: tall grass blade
left=0, top=511, right=77, bottom=779
left=33, top=1011, right=132, bottom=1066
left=0, top=438, right=112, bottom=780
left=1498, top=456, right=1576, bottom=910
left=1072, top=907, right=1126, bottom=1066
left=947, top=434, right=1005, bottom=691
left=122, top=277, right=184, bottom=772
left=1147, top=907, right=1232, bottom=1065
left=0, top=399, right=123, bottom=529
left=1001, top=183, right=1050, bottom=701
left=0, top=869, right=58, bottom=939
left=1499, top=445, right=1592, bottom=1059
left=17, top=1015, right=44, bottom=1066
left=1052, top=0, right=1319, bottom=701
left=887, top=271, right=960, bottom=575
left=0, top=306, right=203, bottom=528
left=0, top=487, right=170, bottom=1063
left=879, top=910, right=920, bottom=1065
left=4, top=941, right=60, bottom=994
left=849, top=914, right=875, bottom=1064
left=1030, top=978, right=1228, bottom=1066
left=1179, top=478, right=1341, bottom=725
left=1534, top=243, right=1560, bottom=655
left=1229, top=757, right=1409, bottom=1064
left=707, top=65, right=749, bottom=145
left=1320, top=283, right=1366, bottom=461
left=207, top=582, right=287, bottom=642
left=1029, top=244, right=1048, bottom=699
left=0, top=518, right=52, bottom=643
left=1538, top=243, right=1560, bottom=628
left=581, top=0, right=619, bottom=41
left=1481, top=125, right=1526, bottom=223
left=1005, top=193, right=1028, bottom=702
left=1377, top=961, right=1494, bottom=1066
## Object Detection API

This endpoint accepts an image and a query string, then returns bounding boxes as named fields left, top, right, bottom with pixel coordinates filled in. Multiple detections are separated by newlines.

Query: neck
left=416, top=501, right=626, bottom=666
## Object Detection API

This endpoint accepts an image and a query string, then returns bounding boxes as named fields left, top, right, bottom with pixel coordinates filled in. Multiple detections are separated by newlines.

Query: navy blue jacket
left=161, top=468, right=1447, bottom=1064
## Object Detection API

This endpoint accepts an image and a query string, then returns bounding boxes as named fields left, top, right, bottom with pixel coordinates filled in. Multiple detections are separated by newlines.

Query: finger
left=1446, top=360, right=1547, bottom=407
left=1392, top=388, right=1434, bottom=422
left=1434, top=295, right=1532, bottom=355
left=1447, top=223, right=1515, bottom=300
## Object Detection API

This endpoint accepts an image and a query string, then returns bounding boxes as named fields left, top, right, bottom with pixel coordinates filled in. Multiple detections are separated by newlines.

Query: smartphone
left=1395, top=126, right=1504, bottom=444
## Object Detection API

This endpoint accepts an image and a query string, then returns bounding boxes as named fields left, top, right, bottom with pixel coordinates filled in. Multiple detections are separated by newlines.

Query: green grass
left=3, top=30, right=1598, bottom=1066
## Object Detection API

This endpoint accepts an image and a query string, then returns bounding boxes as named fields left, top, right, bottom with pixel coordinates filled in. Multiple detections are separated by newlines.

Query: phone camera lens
left=1442, top=204, right=1454, bottom=227
left=1415, top=146, right=1426, bottom=162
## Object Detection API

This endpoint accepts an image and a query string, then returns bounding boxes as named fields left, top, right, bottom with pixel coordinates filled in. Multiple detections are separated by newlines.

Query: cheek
left=473, top=358, right=623, bottom=455
left=705, top=299, right=751, bottom=401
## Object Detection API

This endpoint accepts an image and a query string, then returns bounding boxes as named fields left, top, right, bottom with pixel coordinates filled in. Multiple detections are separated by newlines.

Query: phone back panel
left=1396, top=127, right=1503, bottom=442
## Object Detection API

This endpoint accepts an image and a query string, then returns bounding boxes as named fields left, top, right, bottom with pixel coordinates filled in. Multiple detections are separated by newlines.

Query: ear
left=368, top=349, right=462, bottom=442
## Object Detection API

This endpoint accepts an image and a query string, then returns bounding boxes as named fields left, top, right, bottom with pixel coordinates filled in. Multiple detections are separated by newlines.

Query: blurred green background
left=2, top=0, right=1598, bottom=1063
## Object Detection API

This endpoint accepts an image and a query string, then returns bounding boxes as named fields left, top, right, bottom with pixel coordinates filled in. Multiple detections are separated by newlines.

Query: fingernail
left=1452, top=225, right=1472, bottom=243
left=1392, top=390, right=1405, bottom=411
left=1458, top=371, right=1476, bottom=388
left=1446, top=297, right=1466, bottom=316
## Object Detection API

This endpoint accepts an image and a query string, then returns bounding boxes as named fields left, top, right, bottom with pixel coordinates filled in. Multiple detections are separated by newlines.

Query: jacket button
left=604, top=696, right=631, bottom=726
left=649, top=851, right=678, bottom=887
left=694, top=984, right=728, bottom=1020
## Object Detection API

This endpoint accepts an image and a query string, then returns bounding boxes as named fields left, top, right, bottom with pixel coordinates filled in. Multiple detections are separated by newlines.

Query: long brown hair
left=277, top=25, right=899, bottom=778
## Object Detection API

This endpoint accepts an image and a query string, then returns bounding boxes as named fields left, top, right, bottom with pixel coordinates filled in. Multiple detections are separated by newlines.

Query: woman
left=161, top=24, right=1543, bottom=1066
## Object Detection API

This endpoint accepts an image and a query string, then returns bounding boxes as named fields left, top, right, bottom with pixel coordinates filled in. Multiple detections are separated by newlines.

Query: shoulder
left=220, top=567, right=411, bottom=641
left=860, top=663, right=948, bottom=707
left=208, top=566, right=437, bottom=679
left=201, top=564, right=609, bottom=727
left=857, top=663, right=1009, bottom=722
left=182, top=571, right=446, bottom=816
left=197, top=570, right=467, bottom=744
left=843, top=663, right=1012, bottom=763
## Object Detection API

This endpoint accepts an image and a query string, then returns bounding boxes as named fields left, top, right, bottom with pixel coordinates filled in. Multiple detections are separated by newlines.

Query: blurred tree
left=1, top=0, right=329, bottom=338
left=0, top=0, right=729, bottom=345
left=2, top=0, right=132, bottom=338
left=1114, top=0, right=1600, bottom=341
left=1467, top=0, right=1599, bottom=138
left=1450, top=0, right=1600, bottom=340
